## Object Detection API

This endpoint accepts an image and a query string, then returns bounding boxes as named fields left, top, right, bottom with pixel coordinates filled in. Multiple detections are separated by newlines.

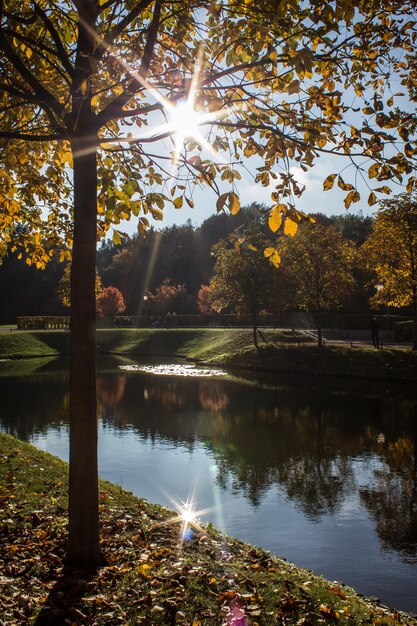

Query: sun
left=167, top=101, right=203, bottom=141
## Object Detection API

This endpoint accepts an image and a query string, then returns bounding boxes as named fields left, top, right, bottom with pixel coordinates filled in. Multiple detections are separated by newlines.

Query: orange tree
left=96, top=285, right=125, bottom=316
left=0, top=0, right=416, bottom=567
left=362, top=193, right=417, bottom=349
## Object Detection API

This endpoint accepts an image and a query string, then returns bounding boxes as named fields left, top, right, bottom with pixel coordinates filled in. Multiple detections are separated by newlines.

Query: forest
left=0, top=201, right=400, bottom=325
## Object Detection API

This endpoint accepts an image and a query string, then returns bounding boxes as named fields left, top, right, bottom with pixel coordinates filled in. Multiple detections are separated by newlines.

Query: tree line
left=2, top=195, right=416, bottom=349
left=0, top=202, right=370, bottom=320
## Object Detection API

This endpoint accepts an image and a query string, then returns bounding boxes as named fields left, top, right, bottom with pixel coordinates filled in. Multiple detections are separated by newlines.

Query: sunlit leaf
left=264, top=247, right=281, bottom=267
left=229, top=192, right=240, bottom=215
left=323, top=174, right=337, bottom=191
left=284, top=218, right=298, bottom=236
left=344, top=190, right=360, bottom=209
left=268, top=205, right=283, bottom=232
left=216, top=193, right=229, bottom=213
left=173, top=196, right=184, bottom=209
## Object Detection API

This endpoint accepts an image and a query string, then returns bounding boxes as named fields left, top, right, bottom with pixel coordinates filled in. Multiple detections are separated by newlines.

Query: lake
left=1, top=356, right=417, bottom=613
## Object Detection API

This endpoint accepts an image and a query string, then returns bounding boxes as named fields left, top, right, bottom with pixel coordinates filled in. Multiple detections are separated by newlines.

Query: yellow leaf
left=112, top=230, right=122, bottom=245
left=268, top=205, right=284, bottom=233
left=137, top=564, right=152, bottom=579
left=216, top=192, right=229, bottom=213
left=229, top=191, right=240, bottom=215
left=344, top=190, right=360, bottom=209
left=173, top=196, right=183, bottom=209
left=368, top=191, right=377, bottom=206
left=323, top=173, right=336, bottom=191
left=337, top=176, right=354, bottom=191
left=264, top=247, right=281, bottom=267
left=368, top=163, right=379, bottom=179
left=185, top=197, right=194, bottom=208
left=284, top=218, right=298, bottom=236
left=152, top=207, right=163, bottom=220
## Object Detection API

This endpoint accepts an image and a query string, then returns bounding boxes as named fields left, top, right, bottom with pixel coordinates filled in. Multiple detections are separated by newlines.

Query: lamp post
left=376, top=283, right=389, bottom=331
left=143, top=294, right=148, bottom=327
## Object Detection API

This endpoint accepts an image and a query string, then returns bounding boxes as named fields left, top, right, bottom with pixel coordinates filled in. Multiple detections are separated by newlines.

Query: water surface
left=1, top=356, right=417, bottom=613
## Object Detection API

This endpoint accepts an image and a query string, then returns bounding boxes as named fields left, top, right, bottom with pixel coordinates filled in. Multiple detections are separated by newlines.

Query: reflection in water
left=199, top=382, right=230, bottom=411
left=97, top=374, right=126, bottom=408
left=361, top=419, right=417, bottom=562
left=1, top=360, right=417, bottom=611
left=119, top=363, right=226, bottom=377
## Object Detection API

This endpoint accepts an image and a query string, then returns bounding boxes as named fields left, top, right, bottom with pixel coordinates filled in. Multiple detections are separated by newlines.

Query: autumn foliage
left=96, top=286, right=126, bottom=317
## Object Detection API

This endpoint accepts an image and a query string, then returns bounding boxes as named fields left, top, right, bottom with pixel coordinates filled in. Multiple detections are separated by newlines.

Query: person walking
left=371, top=316, right=380, bottom=348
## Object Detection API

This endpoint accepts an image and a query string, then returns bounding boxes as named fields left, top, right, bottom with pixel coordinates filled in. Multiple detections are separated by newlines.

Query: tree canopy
left=362, top=193, right=417, bottom=348
left=280, top=222, right=356, bottom=345
left=1, top=0, right=417, bottom=263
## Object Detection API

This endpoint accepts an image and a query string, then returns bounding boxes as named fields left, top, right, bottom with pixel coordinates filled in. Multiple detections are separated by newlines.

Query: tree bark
left=316, top=312, right=323, bottom=348
left=67, top=133, right=103, bottom=568
left=413, top=287, right=417, bottom=351
left=251, top=305, right=259, bottom=351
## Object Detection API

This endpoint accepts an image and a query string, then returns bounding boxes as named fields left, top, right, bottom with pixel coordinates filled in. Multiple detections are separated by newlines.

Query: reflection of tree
left=145, top=381, right=188, bottom=410
left=4, top=364, right=417, bottom=544
left=97, top=374, right=126, bottom=408
left=199, top=382, right=229, bottom=412
left=0, top=372, right=68, bottom=440
left=360, top=413, right=417, bottom=561
left=207, top=405, right=356, bottom=514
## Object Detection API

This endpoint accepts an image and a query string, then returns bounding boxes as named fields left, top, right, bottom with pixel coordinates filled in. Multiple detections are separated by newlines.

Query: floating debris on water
left=119, top=363, right=226, bottom=377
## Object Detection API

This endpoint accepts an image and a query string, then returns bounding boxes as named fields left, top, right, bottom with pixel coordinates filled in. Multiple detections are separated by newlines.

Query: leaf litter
left=1, top=432, right=416, bottom=626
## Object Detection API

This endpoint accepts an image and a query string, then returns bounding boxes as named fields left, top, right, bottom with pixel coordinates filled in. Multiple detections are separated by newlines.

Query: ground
left=1, top=433, right=416, bottom=626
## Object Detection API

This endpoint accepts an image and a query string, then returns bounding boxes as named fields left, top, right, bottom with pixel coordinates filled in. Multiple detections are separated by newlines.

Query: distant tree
left=282, top=223, right=356, bottom=346
left=96, top=286, right=126, bottom=318
left=362, top=193, right=417, bottom=350
left=197, top=285, right=214, bottom=317
left=210, top=228, right=282, bottom=349
left=57, top=265, right=102, bottom=309
left=147, top=279, right=189, bottom=316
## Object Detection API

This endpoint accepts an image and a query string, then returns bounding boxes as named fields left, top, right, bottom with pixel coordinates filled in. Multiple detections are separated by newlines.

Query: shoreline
left=0, top=328, right=416, bottom=384
left=1, top=432, right=416, bottom=625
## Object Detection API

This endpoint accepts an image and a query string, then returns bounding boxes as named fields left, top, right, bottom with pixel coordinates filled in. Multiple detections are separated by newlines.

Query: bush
left=17, top=316, right=70, bottom=330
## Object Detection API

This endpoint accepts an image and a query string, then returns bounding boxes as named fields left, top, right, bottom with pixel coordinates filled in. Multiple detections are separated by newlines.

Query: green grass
left=0, top=329, right=70, bottom=358
left=1, top=328, right=416, bottom=381
left=1, top=432, right=415, bottom=626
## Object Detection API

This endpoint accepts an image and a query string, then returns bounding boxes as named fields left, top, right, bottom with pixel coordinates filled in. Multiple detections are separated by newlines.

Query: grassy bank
left=1, top=432, right=415, bottom=626
left=1, top=328, right=416, bottom=381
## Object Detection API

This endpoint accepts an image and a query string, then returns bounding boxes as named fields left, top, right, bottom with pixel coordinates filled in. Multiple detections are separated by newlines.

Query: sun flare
left=167, top=101, right=203, bottom=140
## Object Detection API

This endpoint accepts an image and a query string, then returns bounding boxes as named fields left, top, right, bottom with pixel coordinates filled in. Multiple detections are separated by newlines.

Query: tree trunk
left=67, top=134, right=103, bottom=568
left=252, top=305, right=259, bottom=351
left=316, top=313, right=323, bottom=347
left=413, top=288, right=417, bottom=351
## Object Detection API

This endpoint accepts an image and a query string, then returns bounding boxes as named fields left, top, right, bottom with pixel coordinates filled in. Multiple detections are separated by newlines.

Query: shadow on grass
left=34, top=566, right=97, bottom=626
left=32, top=331, right=70, bottom=354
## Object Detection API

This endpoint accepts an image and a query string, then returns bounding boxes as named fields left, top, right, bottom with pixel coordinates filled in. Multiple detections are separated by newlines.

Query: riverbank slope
left=1, top=432, right=415, bottom=626
left=1, top=328, right=416, bottom=381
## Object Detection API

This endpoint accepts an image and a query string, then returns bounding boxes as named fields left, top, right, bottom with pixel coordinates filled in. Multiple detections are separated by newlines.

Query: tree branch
left=94, top=0, right=154, bottom=61
left=34, top=2, right=74, bottom=76
left=0, top=130, right=61, bottom=141
left=0, top=33, right=63, bottom=118
left=96, top=0, right=161, bottom=129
